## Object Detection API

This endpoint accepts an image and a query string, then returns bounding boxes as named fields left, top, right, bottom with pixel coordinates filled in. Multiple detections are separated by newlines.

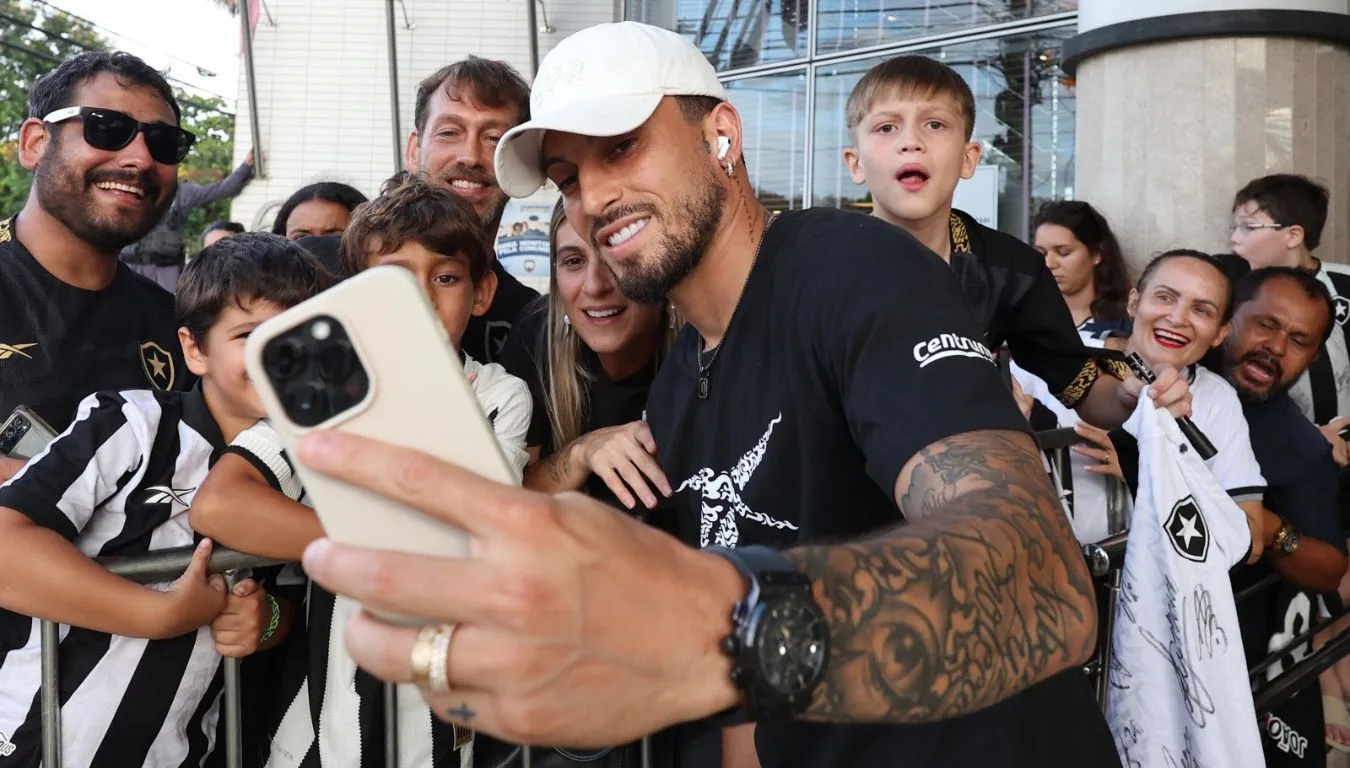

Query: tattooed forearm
left=523, top=437, right=590, bottom=494
left=784, top=429, right=1097, bottom=724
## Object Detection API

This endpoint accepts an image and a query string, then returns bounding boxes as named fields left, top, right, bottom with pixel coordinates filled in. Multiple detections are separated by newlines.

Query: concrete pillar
left=1064, top=1, right=1350, bottom=270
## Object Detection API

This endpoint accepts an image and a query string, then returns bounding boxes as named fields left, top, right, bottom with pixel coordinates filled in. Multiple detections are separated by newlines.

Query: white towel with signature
left=1104, top=395, right=1262, bottom=767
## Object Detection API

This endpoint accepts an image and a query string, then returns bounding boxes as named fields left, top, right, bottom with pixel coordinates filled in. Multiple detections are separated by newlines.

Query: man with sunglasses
left=120, top=148, right=256, bottom=294
left=0, top=51, right=193, bottom=481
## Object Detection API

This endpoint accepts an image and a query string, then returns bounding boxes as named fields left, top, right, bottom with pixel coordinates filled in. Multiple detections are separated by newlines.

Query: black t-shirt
left=645, top=207, right=1120, bottom=768
left=463, top=261, right=540, bottom=365
left=498, top=295, right=668, bottom=523
left=948, top=209, right=1119, bottom=407
left=1233, top=391, right=1345, bottom=767
left=0, top=217, right=188, bottom=432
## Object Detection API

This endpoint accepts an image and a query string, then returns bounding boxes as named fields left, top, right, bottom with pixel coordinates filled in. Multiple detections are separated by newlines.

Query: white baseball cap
left=494, top=22, right=727, bottom=199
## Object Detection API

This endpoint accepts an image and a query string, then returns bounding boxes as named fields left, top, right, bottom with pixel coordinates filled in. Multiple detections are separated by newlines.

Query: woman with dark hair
left=1032, top=200, right=1132, bottom=339
left=270, top=182, right=368, bottom=240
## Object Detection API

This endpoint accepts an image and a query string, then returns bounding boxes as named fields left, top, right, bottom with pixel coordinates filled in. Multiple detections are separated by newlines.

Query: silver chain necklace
left=696, top=213, right=778, bottom=400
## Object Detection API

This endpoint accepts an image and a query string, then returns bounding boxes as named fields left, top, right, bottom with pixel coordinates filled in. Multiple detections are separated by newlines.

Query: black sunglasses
left=43, top=106, right=197, bottom=165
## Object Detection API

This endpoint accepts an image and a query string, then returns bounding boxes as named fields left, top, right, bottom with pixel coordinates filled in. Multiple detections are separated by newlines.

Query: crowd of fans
left=0, top=19, right=1346, bottom=768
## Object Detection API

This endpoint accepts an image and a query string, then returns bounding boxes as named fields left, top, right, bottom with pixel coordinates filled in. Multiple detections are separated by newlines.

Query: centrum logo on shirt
left=912, top=333, right=995, bottom=368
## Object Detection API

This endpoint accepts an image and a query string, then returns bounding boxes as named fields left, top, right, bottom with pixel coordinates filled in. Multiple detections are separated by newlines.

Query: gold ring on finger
left=410, top=624, right=449, bottom=687
left=425, top=624, right=456, bottom=693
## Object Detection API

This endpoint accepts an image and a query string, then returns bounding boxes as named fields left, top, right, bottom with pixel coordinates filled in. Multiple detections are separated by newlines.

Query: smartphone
left=0, top=406, right=59, bottom=460
left=244, top=265, right=517, bottom=624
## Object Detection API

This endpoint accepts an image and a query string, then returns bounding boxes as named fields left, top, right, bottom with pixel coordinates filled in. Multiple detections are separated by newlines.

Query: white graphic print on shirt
left=677, top=413, right=797, bottom=547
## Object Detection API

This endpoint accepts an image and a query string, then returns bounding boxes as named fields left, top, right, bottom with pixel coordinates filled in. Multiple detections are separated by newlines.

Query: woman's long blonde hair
left=542, top=199, right=681, bottom=451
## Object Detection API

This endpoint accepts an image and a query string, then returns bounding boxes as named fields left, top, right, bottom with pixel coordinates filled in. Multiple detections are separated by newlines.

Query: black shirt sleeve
left=1268, top=445, right=1347, bottom=554
left=497, top=295, right=553, bottom=452
left=792, top=213, right=1032, bottom=497
left=1001, top=252, right=1102, bottom=409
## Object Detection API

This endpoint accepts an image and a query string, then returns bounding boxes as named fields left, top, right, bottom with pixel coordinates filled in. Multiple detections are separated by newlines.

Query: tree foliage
left=0, top=0, right=236, bottom=252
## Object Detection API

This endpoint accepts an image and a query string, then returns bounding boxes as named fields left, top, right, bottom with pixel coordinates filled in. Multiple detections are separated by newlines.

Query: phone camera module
left=264, top=315, right=370, bottom=427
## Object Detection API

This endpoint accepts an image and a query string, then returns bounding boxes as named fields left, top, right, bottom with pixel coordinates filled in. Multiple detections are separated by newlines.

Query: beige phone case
left=244, top=266, right=516, bottom=621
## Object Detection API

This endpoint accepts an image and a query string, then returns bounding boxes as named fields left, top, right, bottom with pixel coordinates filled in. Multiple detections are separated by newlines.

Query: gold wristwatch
left=1269, top=518, right=1300, bottom=558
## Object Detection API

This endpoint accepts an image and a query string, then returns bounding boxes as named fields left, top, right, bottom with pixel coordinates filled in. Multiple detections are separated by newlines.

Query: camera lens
left=265, top=338, right=308, bottom=380
left=286, top=382, right=332, bottom=426
left=315, top=339, right=356, bottom=383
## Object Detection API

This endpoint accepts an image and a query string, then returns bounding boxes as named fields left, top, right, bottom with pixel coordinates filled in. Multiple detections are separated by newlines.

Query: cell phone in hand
left=244, top=265, right=518, bottom=625
left=0, top=406, right=58, bottom=460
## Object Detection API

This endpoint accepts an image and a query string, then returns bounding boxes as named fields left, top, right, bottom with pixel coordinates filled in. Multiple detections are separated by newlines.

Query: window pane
left=815, top=0, right=1077, bottom=56
left=626, top=0, right=809, bottom=72
left=725, top=70, right=809, bottom=211
left=810, top=28, right=1075, bottom=238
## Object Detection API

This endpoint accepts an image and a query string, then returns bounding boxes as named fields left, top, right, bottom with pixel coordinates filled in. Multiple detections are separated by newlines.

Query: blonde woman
left=500, top=200, right=680, bottom=517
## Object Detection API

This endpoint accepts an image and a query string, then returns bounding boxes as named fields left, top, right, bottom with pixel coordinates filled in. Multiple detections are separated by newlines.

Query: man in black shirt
left=405, top=57, right=540, bottom=364
left=1220, top=267, right=1349, bottom=767
left=293, top=21, right=1186, bottom=767
left=1, top=51, right=191, bottom=480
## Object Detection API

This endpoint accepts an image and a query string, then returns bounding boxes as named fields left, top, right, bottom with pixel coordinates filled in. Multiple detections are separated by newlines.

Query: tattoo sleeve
left=783, top=429, right=1097, bottom=724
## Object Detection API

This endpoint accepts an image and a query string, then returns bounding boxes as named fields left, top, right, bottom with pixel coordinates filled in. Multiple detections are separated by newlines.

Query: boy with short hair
left=843, top=55, right=1154, bottom=430
left=1227, top=175, right=1350, bottom=428
left=190, top=178, right=531, bottom=768
left=1230, top=174, right=1330, bottom=272
left=0, top=232, right=328, bottom=767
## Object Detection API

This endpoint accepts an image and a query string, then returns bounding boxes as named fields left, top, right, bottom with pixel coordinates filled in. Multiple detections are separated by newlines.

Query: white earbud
left=716, top=136, right=730, bottom=160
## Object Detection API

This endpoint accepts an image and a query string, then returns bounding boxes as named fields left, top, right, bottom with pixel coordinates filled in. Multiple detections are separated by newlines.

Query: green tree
left=0, top=0, right=105, bottom=215
left=0, top=0, right=236, bottom=253
left=177, top=94, right=238, bottom=255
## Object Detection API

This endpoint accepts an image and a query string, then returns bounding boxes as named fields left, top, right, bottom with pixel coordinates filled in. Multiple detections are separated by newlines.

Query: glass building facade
left=625, top=0, right=1079, bottom=240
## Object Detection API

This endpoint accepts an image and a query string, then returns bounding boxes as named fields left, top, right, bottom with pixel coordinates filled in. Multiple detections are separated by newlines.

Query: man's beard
left=1224, top=338, right=1289, bottom=404
left=34, top=138, right=170, bottom=253
left=433, top=163, right=508, bottom=231
left=602, top=167, right=727, bottom=306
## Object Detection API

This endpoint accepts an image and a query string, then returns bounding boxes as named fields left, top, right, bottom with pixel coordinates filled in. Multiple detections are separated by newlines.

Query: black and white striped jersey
left=225, top=421, right=478, bottom=768
left=0, top=386, right=228, bottom=768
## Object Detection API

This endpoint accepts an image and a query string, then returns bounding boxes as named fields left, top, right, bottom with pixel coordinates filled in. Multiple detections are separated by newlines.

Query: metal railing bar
left=40, top=620, right=61, bottom=768
left=97, top=546, right=289, bottom=584
left=1253, top=627, right=1350, bottom=715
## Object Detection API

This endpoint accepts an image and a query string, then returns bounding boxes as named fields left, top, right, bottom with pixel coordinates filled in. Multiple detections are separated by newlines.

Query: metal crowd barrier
left=35, top=428, right=1350, bottom=766
left=39, top=546, right=644, bottom=768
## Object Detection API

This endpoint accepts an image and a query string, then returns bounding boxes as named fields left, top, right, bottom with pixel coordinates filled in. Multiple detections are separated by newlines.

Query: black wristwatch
left=706, top=545, right=829, bottom=719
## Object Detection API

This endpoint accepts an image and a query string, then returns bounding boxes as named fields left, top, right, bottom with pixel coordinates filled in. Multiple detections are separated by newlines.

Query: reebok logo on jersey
left=0, top=729, right=16, bottom=756
left=144, top=485, right=197, bottom=507
left=1165, top=495, right=1209, bottom=563
left=912, top=333, right=995, bottom=368
left=0, top=342, right=36, bottom=360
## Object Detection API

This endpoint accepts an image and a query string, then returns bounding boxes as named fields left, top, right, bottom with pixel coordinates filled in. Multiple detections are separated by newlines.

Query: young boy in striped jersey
left=189, top=179, right=532, bottom=768
left=0, top=233, right=333, bottom=767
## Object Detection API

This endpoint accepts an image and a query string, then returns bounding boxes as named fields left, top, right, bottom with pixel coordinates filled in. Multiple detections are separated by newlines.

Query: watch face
left=755, top=597, right=829, bottom=695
